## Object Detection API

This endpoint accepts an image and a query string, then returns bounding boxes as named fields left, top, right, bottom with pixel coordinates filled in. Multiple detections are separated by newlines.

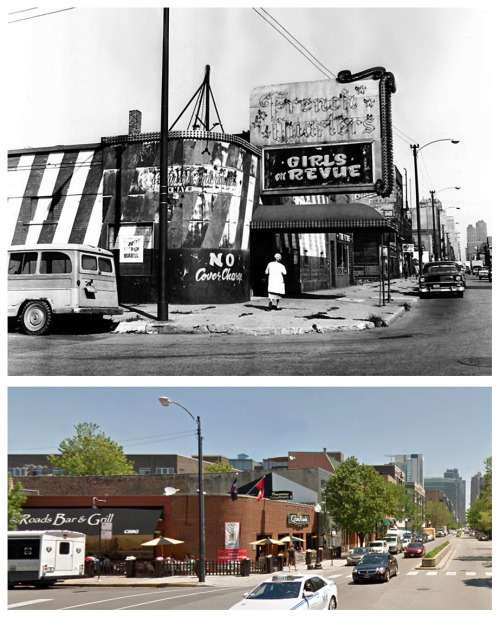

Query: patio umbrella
left=141, top=536, right=184, bottom=558
left=279, top=535, right=306, bottom=544
left=249, top=537, right=285, bottom=546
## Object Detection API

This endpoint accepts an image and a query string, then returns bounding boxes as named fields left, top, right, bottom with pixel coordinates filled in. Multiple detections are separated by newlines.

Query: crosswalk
left=330, top=571, right=492, bottom=579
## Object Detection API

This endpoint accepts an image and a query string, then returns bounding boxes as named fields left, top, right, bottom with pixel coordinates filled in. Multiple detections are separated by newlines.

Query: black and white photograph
left=6, top=4, right=493, bottom=376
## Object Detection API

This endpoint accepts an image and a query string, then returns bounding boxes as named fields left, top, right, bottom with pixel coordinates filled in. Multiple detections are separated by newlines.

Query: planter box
left=420, top=543, right=452, bottom=568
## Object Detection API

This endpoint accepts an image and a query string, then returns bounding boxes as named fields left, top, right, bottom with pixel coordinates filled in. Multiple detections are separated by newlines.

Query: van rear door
left=78, top=251, right=120, bottom=312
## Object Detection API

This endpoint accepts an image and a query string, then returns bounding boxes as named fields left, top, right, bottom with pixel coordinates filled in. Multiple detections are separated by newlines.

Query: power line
left=256, top=8, right=336, bottom=79
left=8, top=7, right=75, bottom=24
left=253, top=8, right=334, bottom=80
left=8, top=8, right=39, bottom=16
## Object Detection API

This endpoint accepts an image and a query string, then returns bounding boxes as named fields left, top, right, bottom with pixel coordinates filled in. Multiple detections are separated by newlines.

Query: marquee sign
left=250, top=67, right=396, bottom=196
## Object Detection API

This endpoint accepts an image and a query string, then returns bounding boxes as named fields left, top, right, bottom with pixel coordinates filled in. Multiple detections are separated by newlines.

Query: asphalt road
left=8, top=277, right=491, bottom=376
left=7, top=535, right=491, bottom=610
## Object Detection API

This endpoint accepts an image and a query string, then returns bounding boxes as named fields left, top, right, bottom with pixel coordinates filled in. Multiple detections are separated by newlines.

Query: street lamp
left=314, top=503, right=322, bottom=569
left=92, top=496, right=107, bottom=581
left=429, top=187, right=461, bottom=259
left=410, top=139, right=459, bottom=272
left=158, top=396, right=205, bottom=583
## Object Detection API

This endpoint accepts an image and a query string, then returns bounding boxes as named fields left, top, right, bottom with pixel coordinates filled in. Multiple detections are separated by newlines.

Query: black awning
left=250, top=202, right=397, bottom=232
left=16, top=507, right=163, bottom=536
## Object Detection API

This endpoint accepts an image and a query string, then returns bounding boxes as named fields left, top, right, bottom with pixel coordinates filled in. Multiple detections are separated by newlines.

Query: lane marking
left=8, top=599, right=52, bottom=608
left=116, top=588, right=235, bottom=610
left=407, top=572, right=419, bottom=576
left=466, top=572, right=476, bottom=576
left=485, top=572, right=492, bottom=577
left=446, top=572, right=456, bottom=576
left=59, top=587, right=237, bottom=610
left=426, top=572, right=438, bottom=576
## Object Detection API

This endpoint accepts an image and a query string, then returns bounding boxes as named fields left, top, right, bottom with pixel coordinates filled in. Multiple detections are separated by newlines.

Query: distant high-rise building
left=467, top=224, right=477, bottom=243
left=476, top=220, right=488, bottom=243
left=470, top=472, right=483, bottom=504
left=394, top=454, right=424, bottom=487
left=425, top=468, right=466, bottom=524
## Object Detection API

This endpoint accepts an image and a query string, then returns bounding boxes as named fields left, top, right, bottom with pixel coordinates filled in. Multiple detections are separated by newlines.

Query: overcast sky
left=8, top=386, right=491, bottom=501
left=5, top=1, right=495, bottom=245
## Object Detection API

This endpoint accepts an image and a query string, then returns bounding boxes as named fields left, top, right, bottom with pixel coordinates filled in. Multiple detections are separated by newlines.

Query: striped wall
left=8, top=147, right=104, bottom=248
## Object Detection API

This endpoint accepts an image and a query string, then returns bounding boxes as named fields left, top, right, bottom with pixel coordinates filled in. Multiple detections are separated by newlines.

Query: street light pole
left=92, top=496, right=107, bottom=581
left=159, top=397, right=205, bottom=583
left=410, top=140, right=459, bottom=273
left=314, top=503, right=322, bottom=569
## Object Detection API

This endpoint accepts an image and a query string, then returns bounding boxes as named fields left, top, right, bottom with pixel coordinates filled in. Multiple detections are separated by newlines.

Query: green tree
left=48, top=422, right=135, bottom=476
left=467, top=456, right=492, bottom=533
left=386, top=484, right=423, bottom=532
left=425, top=501, right=454, bottom=528
left=324, top=456, right=389, bottom=546
left=204, top=462, right=235, bottom=473
left=8, top=474, right=27, bottom=530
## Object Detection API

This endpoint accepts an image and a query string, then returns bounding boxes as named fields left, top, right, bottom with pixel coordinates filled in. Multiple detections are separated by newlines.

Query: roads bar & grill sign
left=250, top=67, right=396, bottom=197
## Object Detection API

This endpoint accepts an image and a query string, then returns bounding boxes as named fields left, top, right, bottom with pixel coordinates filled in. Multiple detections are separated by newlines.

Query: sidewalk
left=57, top=557, right=348, bottom=588
left=112, top=278, right=419, bottom=336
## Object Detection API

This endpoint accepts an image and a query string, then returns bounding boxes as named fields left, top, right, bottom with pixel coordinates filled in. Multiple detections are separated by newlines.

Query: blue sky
left=8, top=387, right=491, bottom=496
left=5, top=2, right=494, bottom=243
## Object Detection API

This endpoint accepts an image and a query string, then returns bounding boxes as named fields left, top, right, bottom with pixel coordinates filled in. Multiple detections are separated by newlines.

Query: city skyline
left=8, top=387, right=491, bottom=507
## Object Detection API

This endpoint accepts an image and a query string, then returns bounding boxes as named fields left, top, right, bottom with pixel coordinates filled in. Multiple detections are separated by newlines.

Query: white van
left=8, top=530, right=86, bottom=588
left=368, top=540, right=389, bottom=554
left=8, top=244, right=122, bottom=335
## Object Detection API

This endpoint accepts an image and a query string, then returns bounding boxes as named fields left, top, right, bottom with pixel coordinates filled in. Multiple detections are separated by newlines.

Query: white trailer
left=8, top=530, right=86, bottom=588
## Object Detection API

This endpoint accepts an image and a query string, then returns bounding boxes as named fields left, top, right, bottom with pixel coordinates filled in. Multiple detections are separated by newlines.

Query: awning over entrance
left=250, top=202, right=397, bottom=233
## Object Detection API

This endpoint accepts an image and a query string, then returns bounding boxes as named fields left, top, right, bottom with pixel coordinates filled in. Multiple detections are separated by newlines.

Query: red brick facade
left=22, top=494, right=318, bottom=560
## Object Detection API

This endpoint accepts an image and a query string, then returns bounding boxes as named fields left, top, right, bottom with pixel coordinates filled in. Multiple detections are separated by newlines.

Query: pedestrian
left=265, top=252, right=287, bottom=311
left=287, top=543, right=297, bottom=571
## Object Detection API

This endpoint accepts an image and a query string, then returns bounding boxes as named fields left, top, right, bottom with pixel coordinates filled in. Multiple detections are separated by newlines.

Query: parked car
left=418, top=261, right=466, bottom=298
left=478, top=268, right=490, bottom=280
left=404, top=542, right=426, bottom=558
left=436, top=531, right=445, bottom=537
left=346, top=547, right=371, bottom=566
left=368, top=540, right=389, bottom=554
left=472, top=265, right=482, bottom=275
left=477, top=533, right=489, bottom=541
left=229, top=573, right=338, bottom=610
left=352, top=552, right=398, bottom=583
left=415, top=534, right=427, bottom=544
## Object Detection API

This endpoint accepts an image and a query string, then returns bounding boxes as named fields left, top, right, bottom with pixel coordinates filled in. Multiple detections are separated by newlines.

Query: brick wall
left=21, top=493, right=317, bottom=560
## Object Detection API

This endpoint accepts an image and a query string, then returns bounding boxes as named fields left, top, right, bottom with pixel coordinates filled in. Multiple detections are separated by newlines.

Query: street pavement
left=112, top=277, right=419, bottom=336
left=54, top=543, right=456, bottom=589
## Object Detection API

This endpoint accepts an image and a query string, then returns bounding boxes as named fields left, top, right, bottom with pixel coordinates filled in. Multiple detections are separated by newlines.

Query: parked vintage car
left=477, top=268, right=490, bottom=280
left=418, top=261, right=466, bottom=298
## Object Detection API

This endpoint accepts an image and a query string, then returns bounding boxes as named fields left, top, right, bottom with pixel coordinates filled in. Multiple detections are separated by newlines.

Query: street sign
left=101, top=522, right=113, bottom=540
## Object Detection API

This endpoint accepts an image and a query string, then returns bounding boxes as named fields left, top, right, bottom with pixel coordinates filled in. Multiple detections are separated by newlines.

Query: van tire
left=20, top=300, right=53, bottom=335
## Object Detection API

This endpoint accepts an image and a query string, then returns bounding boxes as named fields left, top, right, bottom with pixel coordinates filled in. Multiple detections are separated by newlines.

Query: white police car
left=229, top=573, right=338, bottom=610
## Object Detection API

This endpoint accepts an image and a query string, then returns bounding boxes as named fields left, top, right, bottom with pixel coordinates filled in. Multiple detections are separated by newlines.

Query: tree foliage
left=467, top=456, right=492, bottom=533
left=48, top=422, right=135, bottom=476
left=324, top=457, right=389, bottom=545
left=425, top=501, right=454, bottom=528
left=8, top=474, right=27, bottom=530
left=204, top=462, right=235, bottom=473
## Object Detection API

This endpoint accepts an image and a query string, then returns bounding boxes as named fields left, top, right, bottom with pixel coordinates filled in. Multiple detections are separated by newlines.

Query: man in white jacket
left=265, top=253, right=287, bottom=311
